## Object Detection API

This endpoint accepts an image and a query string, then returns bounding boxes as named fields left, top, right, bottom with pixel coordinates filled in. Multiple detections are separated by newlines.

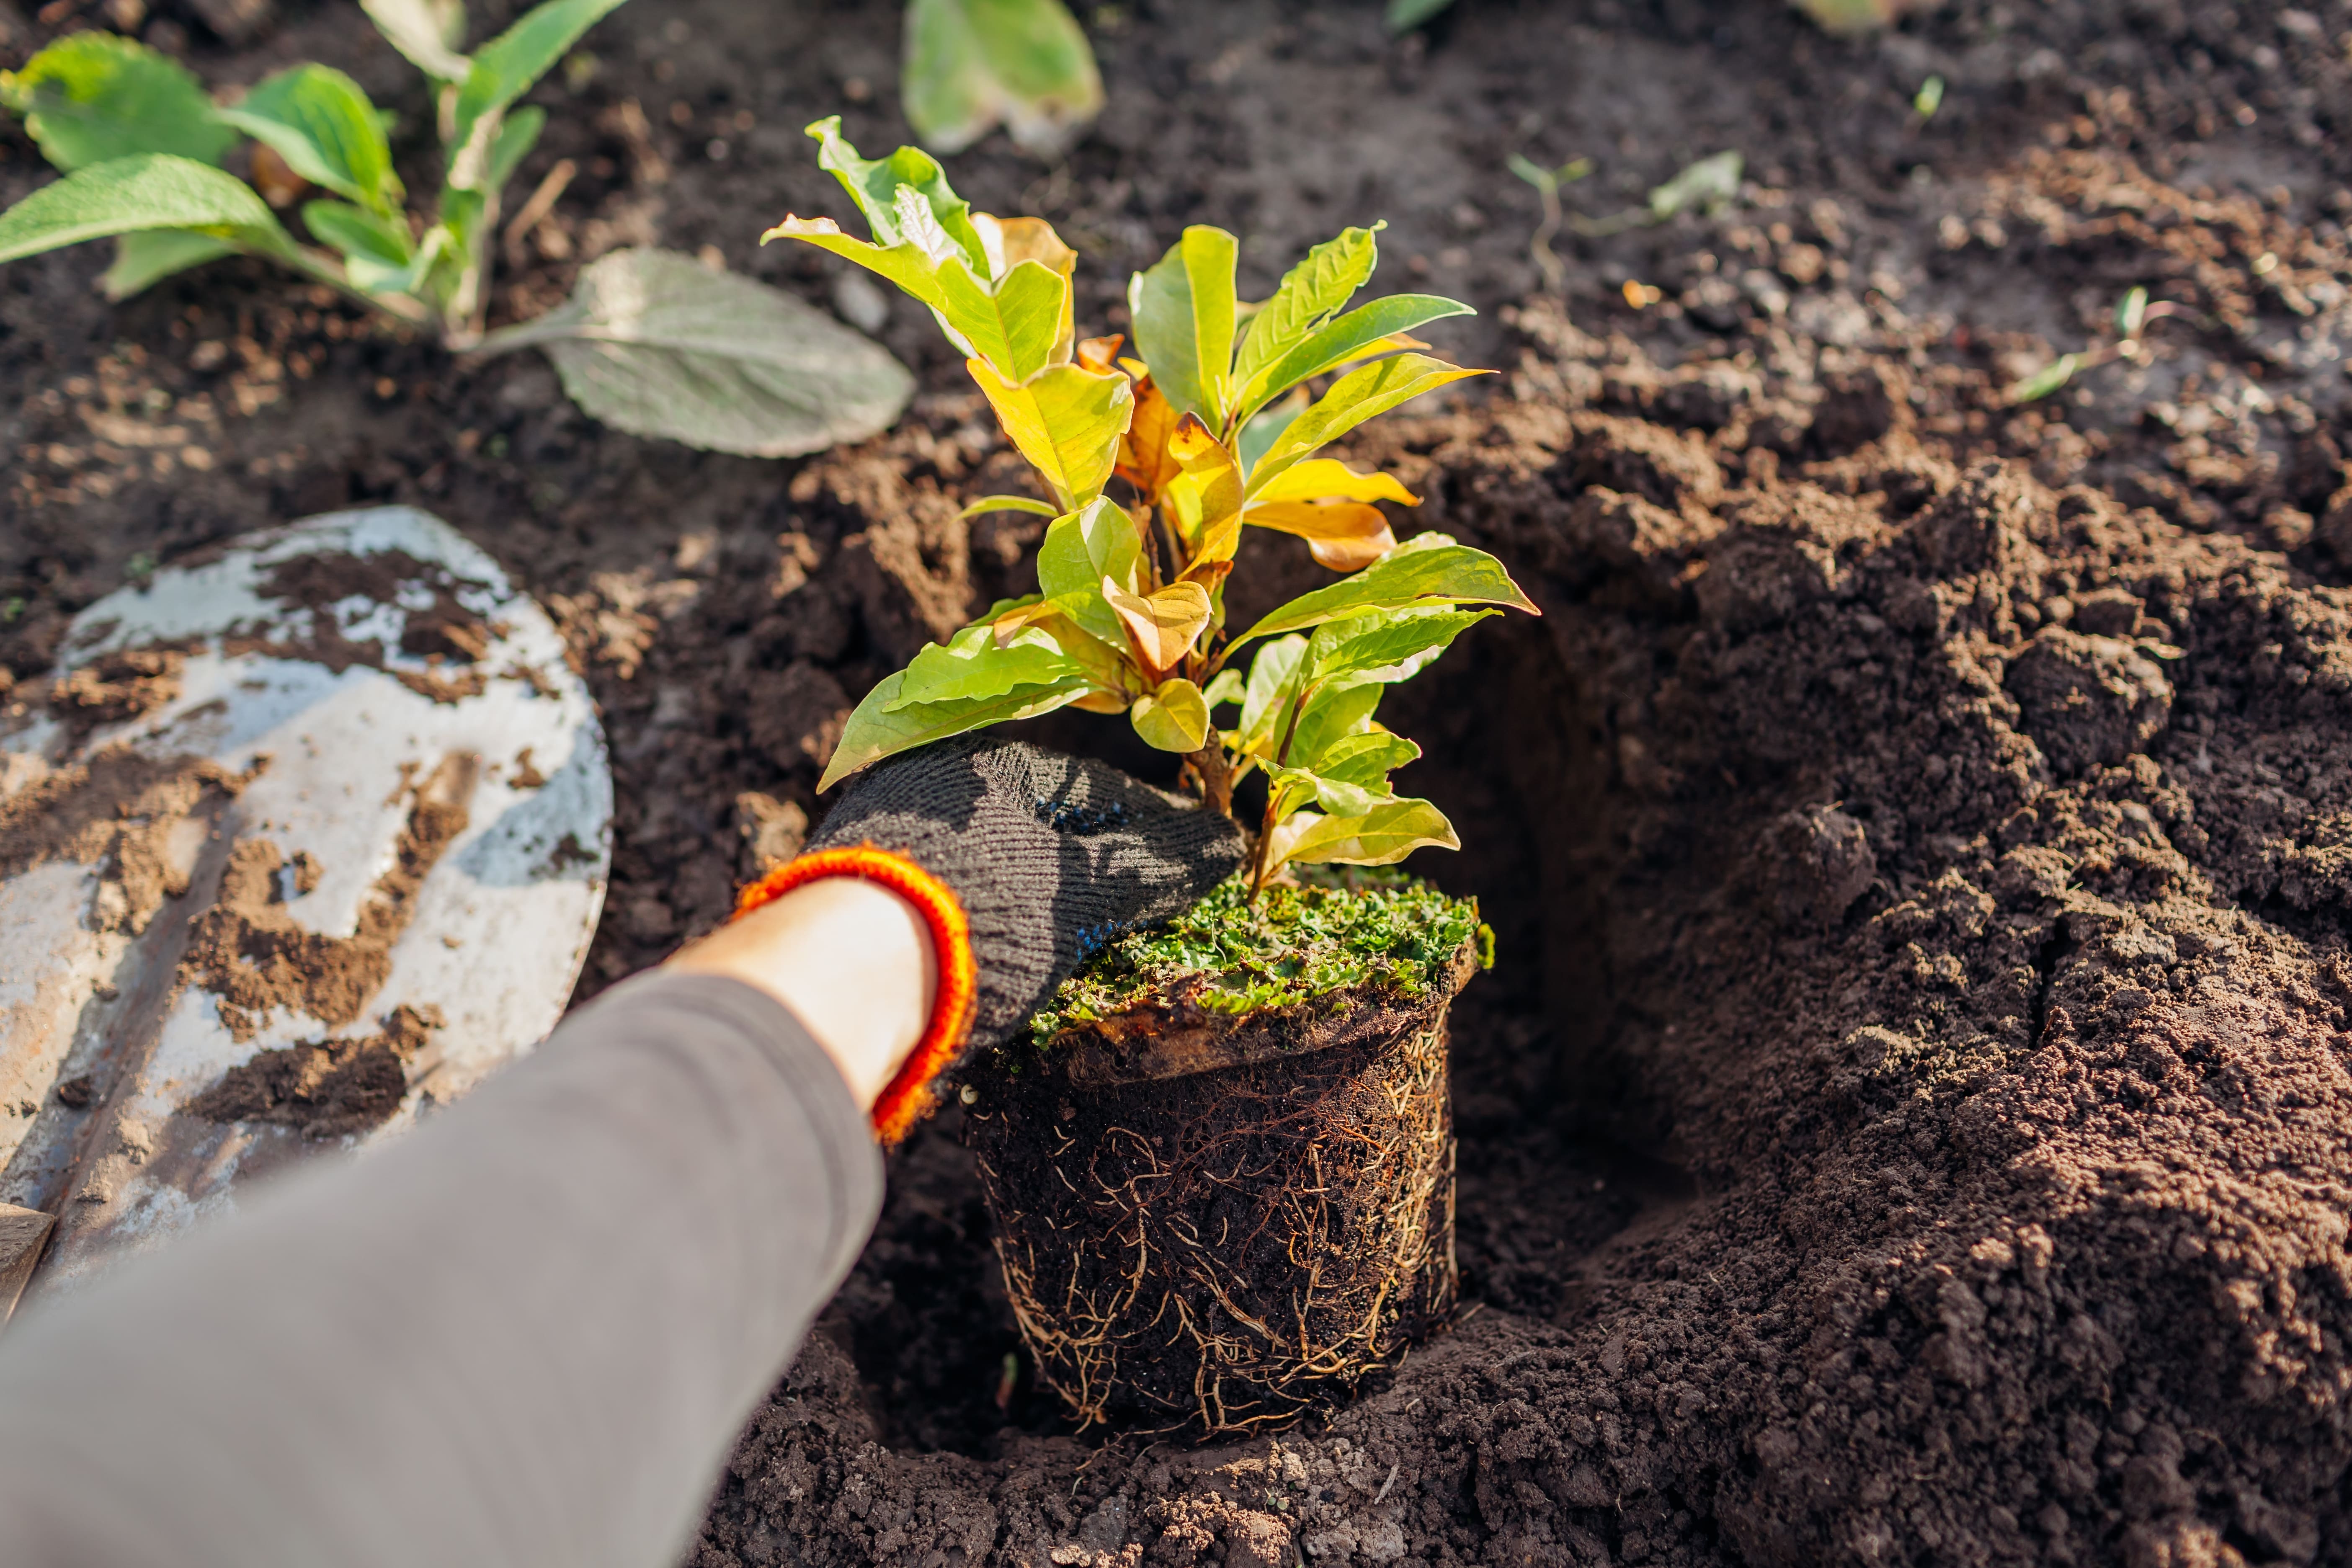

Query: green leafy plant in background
left=902, top=0, right=1103, bottom=157
left=0, top=4, right=913, bottom=458
left=768, top=121, right=1537, bottom=895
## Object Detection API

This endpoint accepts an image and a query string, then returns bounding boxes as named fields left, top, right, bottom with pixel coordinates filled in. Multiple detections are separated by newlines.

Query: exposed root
left=967, top=1005, right=1459, bottom=1436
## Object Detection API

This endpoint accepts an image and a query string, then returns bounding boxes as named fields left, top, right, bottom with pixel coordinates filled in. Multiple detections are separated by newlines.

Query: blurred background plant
left=0, top=0, right=913, bottom=457
left=901, top=0, right=1102, bottom=158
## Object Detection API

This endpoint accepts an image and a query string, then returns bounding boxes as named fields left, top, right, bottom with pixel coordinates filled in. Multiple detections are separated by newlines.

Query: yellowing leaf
left=1243, top=500, right=1397, bottom=571
left=967, top=356, right=1132, bottom=508
left=1248, top=457, right=1418, bottom=508
left=1130, top=676, right=1210, bottom=752
left=1163, top=413, right=1244, bottom=561
left=1270, top=796, right=1458, bottom=872
left=1248, top=353, right=1490, bottom=494
left=977, top=211, right=1077, bottom=362
left=1116, top=371, right=1186, bottom=498
left=1130, top=224, right=1239, bottom=425
left=1105, top=577, right=1211, bottom=678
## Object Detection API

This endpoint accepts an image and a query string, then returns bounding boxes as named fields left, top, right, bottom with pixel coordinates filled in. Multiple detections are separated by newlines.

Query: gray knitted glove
left=807, top=735, right=1246, bottom=1056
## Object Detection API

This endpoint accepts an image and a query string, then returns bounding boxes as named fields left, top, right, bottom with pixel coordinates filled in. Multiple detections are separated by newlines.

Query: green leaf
left=1036, top=496, right=1142, bottom=644
left=2006, top=354, right=2078, bottom=405
left=362, top=0, right=472, bottom=82
left=1130, top=224, right=1239, bottom=426
left=1238, top=297, right=1476, bottom=426
left=487, top=104, right=545, bottom=193
left=217, top=66, right=401, bottom=213
left=1386, top=0, right=1457, bottom=30
left=99, top=229, right=236, bottom=298
left=1273, top=796, right=1459, bottom=871
left=1648, top=151, right=1742, bottom=220
left=1313, top=731, right=1421, bottom=789
left=1232, top=225, right=1380, bottom=395
left=1267, top=763, right=1387, bottom=824
left=1307, top=606, right=1496, bottom=686
left=1282, top=680, right=1383, bottom=770
left=1236, top=634, right=1307, bottom=754
left=967, top=357, right=1132, bottom=509
left=1247, top=353, right=1488, bottom=495
left=960, top=494, right=1059, bottom=519
left=903, top=0, right=1104, bottom=159
left=802, top=116, right=987, bottom=272
left=470, top=247, right=917, bottom=458
left=766, top=202, right=1064, bottom=384
left=1200, top=667, right=1246, bottom=709
left=0, top=34, right=235, bottom=173
left=1244, top=291, right=1472, bottom=395
left=1236, top=391, right=1304, bottom=477
left=303, top=199, right=412, bottom=265
left=1130, top=677, right=1209, bottom=752
left=0, top=154, right=297, bottom=268
left=450, top=0, right=628, bottom=169
left=1230, top=534, right=1536, bottom=651
left=887, top=622, right=1089, bottom=710
left=821, top=668, right=1089, bottom=790
left=2116, top=285, right=2148, bottom=340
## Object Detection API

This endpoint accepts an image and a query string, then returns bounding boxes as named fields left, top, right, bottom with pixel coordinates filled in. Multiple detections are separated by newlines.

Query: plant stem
left=1186, top=738, right=1236, bottom=818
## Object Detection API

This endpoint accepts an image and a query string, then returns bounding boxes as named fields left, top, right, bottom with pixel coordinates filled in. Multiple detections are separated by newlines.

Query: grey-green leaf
left=1385, top=0, right=1457, bottom=31
left=100, top=228, right=236, bottom=299
left=217, top=65, right=401, bottom=212
left=903, top=0, right=1105, bottom=159
left=0, top=34, right=235, bottom=173
left=1648, top=151, right=1743, bottom=220
left=471, top=247, right=915, bottom=457
left=0, top=154, right=296, bottom=267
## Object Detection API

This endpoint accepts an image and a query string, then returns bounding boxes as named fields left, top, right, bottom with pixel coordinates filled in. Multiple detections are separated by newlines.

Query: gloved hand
left=739, top=736, right=1246, bottom=1142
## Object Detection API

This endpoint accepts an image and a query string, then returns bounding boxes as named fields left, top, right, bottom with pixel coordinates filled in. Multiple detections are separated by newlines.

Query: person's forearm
left=0, top=973, right=882, bottom=1568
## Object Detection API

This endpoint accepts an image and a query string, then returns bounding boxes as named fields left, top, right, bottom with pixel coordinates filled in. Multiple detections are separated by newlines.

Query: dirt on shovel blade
left=9, top=0, right=2352, bottom=1560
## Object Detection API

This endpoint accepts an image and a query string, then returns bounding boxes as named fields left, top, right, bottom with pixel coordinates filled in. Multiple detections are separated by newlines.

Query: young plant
left=0, top=7, right=917, bottom=456
left=769, top=122, right=1537, bottom=897
left=0, top=1, right=626, bottom=342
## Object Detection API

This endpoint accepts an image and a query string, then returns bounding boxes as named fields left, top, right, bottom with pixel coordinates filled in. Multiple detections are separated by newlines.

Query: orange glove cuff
left=733, top=845, right=978, bottom=1146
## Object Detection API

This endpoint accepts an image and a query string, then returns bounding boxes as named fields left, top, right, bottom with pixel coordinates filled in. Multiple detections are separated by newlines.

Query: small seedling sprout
left=1912, top=75, right=1945, bottom=121
left=2006, top=284, right=2179, bottom=404
left=1507, top=152, right=1592, bottom=294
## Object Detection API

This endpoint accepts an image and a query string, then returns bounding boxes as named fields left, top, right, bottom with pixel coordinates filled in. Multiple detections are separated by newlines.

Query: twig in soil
left=502, top=160, right=579, bottom=268
left=1373, top=1462, right=1399, bottom=1504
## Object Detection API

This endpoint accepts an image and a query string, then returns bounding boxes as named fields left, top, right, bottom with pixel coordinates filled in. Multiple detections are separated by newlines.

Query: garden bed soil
left=9, top=0, right=2352, bottom=1563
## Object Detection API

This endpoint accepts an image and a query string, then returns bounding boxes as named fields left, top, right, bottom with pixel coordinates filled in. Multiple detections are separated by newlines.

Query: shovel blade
left=0, top=508, right=613, bottom=1296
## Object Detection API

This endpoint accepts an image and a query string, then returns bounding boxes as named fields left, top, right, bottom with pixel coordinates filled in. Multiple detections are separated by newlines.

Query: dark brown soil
left=10, top=0, right=2352, bottom=1562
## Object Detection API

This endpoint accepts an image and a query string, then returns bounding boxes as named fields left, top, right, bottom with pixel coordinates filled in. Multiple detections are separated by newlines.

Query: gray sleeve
left=0, top=971, right=883, bottom=1568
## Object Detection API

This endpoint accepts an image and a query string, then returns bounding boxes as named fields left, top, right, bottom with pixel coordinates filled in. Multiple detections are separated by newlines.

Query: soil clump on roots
left=9, top=0, right=2352, bottom=1561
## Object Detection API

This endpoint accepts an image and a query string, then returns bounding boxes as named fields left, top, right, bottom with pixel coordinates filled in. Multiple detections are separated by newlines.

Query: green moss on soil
left=1029, top=870, right=1490, bottom=1045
